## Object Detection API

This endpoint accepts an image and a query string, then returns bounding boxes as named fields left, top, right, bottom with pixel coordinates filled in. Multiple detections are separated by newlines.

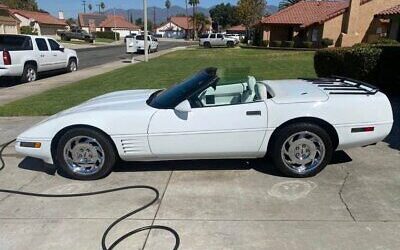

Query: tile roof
left=78, top=13, right=107, bottom=27
left=227, top=24, right=246, bottom=32
left=261, top=0, right=349, bottom=28
left=10, top=9, right=66, bottom=26
left=99, top=15, right=140, bottom=29
left=376, top=4, right=400, bottom=17
left=170, top=16, right=193, bottom=30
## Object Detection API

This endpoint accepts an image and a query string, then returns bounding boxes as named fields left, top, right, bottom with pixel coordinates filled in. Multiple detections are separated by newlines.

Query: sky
left=37, top=0, right=280, bottom=18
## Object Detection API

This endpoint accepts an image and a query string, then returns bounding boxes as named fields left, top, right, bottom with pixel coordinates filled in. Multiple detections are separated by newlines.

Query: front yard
left=0, top=48, right=316, bottom=116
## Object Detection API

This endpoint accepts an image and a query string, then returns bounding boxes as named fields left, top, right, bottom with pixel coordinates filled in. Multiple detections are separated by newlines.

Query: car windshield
left=136, top=35, right=150, bottom=41
left=147, top=68, right=218, bottom=109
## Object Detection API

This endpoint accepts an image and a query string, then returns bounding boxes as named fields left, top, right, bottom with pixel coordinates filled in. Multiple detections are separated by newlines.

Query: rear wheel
left=204, top=42, right=211, bottom=48
left=20, top=63, right=37, bottom=83
left=271, top=123, right=333, bottom=178
left=56, top=128, right=117, bottom=180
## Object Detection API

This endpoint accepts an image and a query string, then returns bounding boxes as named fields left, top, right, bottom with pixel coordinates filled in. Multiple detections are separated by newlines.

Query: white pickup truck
left=135, top=35, right=159, bottom=54
left=0, top=35, right=79, bottom=83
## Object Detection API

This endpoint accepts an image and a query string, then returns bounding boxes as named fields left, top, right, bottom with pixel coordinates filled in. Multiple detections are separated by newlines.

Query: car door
left=148, top=101, right=268, bottom=159
left=48, top=39, right=67, bottom=69
left=216, top=33, right=225, bottom=46
left=34, top=38, right=53, bottom=71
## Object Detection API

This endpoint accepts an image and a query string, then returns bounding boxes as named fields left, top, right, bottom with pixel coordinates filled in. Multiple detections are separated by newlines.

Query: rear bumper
left=336, top=122, right=393, bottom=150
left=0, top=65, right=23, bottom=77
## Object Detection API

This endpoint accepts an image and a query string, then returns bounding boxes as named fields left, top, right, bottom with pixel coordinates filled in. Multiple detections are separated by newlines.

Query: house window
left=312, top=28, right=319, bottom=42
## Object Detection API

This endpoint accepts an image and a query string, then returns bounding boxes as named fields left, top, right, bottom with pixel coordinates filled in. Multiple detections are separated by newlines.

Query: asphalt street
left=76, top=41, right=188, bottom=69
left=0, top=41, right=188, bottom=87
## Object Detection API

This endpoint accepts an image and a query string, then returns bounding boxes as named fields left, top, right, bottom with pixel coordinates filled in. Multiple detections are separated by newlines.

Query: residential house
left=78, top=13, right=140, bottom=38
left=0, top=4, right=20, bottom=34
left=156, top=16, right=212, bottom=38
left=226, top=24, right=246, bottom=35
left=375, top=4, right=400, bottom=41
left=10, top=9, right=67, bottom=37
left=259, top=0, right=400, bottom=47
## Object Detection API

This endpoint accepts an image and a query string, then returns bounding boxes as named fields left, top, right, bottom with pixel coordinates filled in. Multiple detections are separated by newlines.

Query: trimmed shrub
left=283, top=41, right=295, bottom=48
left=262, top=40, right=269, bottom=47
left=302, top=41, right=313, bottom=48
left=20, top=26, right=38, bottom=35
left=314, top=48, right=348, bottom=77
left=321, top=38, right=334, bottom=48
left=371, top=38, right=400, bottom=45
left=94, top=31, right=120, bottom=40
left=270, top=41, right=282, bottom=47
left=314, top=46, right=400, bottom=91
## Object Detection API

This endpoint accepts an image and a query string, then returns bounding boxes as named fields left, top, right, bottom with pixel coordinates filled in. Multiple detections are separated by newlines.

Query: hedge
left=283, top=41, right=295, bottom=48
left=94, top=31, right=120, bottom=40
left=270, top=41, right=282, bottom=47
left=314, top=46, right=400, bottom=91
left=20, top=26, right=38, bottom=35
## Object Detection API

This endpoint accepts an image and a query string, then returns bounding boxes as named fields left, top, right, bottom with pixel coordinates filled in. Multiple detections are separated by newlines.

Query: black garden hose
left=0, top=139, right=180, bottom=250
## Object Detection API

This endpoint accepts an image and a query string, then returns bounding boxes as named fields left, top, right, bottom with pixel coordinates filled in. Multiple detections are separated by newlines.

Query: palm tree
left=88, top=3, right=93, bottom=12
left=279, top=0, right=301, bottom=10
left=100, top=2, right=106, bottom=13
left=165, top=0, right=171, bottom=22
left=189, top=0, right=199, bottom=39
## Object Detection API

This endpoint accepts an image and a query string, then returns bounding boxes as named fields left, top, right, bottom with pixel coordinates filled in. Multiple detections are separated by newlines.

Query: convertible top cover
left=147, top=67, right=219, bottom=109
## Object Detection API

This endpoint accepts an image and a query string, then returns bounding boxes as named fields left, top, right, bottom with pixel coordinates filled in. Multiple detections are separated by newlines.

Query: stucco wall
left=322, top=14, right=344, bottom=46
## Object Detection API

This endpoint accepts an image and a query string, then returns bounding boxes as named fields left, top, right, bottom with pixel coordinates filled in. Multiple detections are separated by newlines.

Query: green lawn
left=0, top=48, right=316, bottom=116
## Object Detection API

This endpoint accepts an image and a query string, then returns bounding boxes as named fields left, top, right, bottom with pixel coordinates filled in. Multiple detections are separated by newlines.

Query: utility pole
left=153, top=7, right=156, bottom=33
left=96, top=3, right=101, bottom=13
left=143, top=0, right=148, bottom=62
left=113, top=8, right=117, bottom=41
left=82, top=0, right=87, bottom=13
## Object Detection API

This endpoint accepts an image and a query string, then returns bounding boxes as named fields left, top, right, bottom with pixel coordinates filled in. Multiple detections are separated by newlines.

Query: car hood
left=53, top=89, right=157, bottom=117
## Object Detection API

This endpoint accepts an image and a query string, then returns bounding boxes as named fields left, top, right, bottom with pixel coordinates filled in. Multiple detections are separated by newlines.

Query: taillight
left=3, top=50, right=11, bottom=65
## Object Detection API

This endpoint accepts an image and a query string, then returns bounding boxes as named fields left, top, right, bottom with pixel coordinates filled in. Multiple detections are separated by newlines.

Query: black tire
left=56, top=128, right=117, bottom=180
left=20, top=63, right=37, bottom=83
left=204, top=42, right=211, bottom=48
left=227, top=41, right=234, bottom=48
left=61, top=35, right=66, bottom=41
left=270, top=123, right=333, bottom=178
left=67, top=58, right=78, bottom=73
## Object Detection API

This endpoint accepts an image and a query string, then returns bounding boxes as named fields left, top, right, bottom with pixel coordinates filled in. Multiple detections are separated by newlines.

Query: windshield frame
left=147, top=68, right=218, bottom=109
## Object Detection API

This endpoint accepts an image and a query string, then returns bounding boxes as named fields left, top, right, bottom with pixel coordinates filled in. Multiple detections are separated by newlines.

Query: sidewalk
left=0, top=46, right=187, bottom=106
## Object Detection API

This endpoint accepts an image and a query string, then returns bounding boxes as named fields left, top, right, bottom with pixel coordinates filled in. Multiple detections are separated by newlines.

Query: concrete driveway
left=0, top=97, right=399, bottom=250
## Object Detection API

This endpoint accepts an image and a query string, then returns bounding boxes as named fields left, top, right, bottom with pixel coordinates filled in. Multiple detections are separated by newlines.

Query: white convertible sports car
left=15, top=68, right=393, bottom=180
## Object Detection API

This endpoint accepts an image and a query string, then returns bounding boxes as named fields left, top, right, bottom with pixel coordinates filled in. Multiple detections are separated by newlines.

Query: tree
left=189, top=0, right=200, bottom=39
left=88, top=3, right=93, bottom=12
left=191, top=12, right=210, bottom=35
left=135, top=18, right=143, bottom=26
left=100, top=2, right=105, bottom=12
left=165, top=0, right=171, bottom=21
left=237, top=0, right=266, bottom=29
left=0, top=0, right=38, bottom=11
left=66, top=18, right=77, bottom=26
left=279, top=0, right=301, bottom=10
left=209, top=3, right=240, bottom=30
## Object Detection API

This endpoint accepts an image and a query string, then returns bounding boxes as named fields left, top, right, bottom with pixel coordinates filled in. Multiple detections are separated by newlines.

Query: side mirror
left=59, top=45, right=65, bottom=52
left=174, top=100, right=192, bottom=113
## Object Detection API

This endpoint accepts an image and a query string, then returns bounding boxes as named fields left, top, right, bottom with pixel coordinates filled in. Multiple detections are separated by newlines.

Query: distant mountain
left=106, top=5, right=278, bottom=25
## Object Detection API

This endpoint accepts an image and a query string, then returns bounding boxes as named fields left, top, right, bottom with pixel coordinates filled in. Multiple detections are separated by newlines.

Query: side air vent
left=121, top=138, right=147, bottom=154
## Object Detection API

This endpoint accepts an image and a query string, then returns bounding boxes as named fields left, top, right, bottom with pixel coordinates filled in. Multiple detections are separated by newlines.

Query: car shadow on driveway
left=17, top=151, right=353, bottom=179
left=384, top=95, right=400, bottom=151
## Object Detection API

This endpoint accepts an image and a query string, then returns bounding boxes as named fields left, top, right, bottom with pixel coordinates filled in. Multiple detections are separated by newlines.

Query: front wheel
left=271, top=123, right=333, bottom=178
left=56, top=128, right=117, bottom=180
left=227, top=41, right=235, bottom=48
left=67, top=58, right=78, bottom=73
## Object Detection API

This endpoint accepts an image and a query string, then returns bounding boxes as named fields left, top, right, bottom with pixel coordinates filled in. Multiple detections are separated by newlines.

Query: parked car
left=199, top=33, right=237, bottom=48
left=226, top=34, right=242, bottom=43
left=15, top=68, right=393, bottom=180
left=0, top=35, right=79, bottom=83
left=57, top=27, right=95, bottom=43
left=135, top=35, right=159, bottom=53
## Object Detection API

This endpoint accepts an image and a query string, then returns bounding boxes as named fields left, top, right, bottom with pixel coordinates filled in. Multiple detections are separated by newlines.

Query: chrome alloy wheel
left=281, top=131, right=325, bottom=174
left=63, top=136, right=105, bottom=175
left=69, top=60, right=77, bottom=72
left=26, top=68, right=37, bottom=82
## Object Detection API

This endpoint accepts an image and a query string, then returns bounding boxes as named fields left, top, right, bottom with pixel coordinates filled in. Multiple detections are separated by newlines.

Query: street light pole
left=143, top=0, right=148, bottom=62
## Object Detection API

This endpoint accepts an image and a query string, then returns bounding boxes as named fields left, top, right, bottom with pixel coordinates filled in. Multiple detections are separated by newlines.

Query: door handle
left=246, top=111, right=261, bottom=116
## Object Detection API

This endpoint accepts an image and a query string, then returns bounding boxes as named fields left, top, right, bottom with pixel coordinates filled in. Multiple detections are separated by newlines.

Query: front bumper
left=15, top=138, right=53, bottom=164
